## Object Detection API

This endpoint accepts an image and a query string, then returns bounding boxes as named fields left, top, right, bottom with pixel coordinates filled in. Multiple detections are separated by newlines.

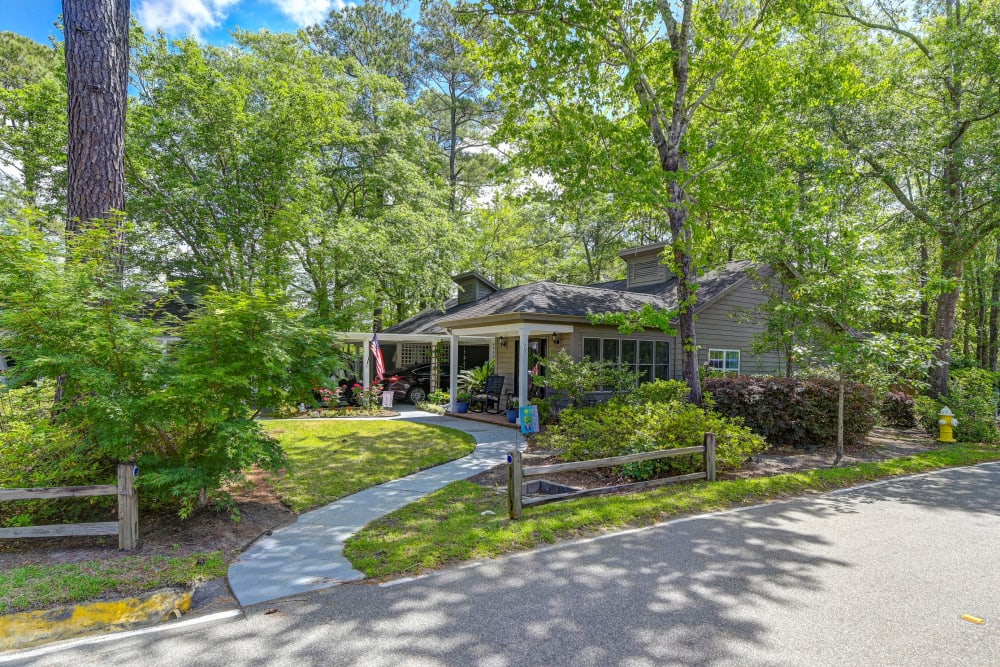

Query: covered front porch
left=336, top=332, right=492, bottom=392
left=339, top=322, right=575, bottom=415
left=441, top=323, right=575, bottom=413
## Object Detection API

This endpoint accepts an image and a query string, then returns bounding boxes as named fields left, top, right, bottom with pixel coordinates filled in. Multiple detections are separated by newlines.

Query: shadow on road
left=20, top=462, right=1000, bottom=667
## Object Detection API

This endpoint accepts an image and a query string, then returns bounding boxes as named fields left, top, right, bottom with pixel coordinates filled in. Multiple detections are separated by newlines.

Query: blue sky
left=1, top=0, right=348, bottom=46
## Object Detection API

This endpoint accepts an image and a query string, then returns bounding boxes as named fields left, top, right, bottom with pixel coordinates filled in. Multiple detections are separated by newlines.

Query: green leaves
left=0, top=32, right=66, bottom=224
left=0, top=224, right=342, bottom=517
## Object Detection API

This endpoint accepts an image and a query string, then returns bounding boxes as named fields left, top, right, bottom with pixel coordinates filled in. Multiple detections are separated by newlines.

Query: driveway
left=9, top=462, right=1000, bottom=666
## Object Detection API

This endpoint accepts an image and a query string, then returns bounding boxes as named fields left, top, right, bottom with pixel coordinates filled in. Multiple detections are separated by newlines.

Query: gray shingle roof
left=385, top=260, right=757, bottom=334
left=591, top=260, right=755, bottom=312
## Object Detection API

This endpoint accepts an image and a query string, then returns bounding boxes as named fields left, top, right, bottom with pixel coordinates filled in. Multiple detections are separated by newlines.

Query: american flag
left=371, top=334, right=385, bottom=383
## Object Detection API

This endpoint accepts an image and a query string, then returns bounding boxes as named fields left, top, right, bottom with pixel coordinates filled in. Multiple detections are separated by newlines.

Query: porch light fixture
left=499, top=336, right=507, bottom=348
left=552, top=333, right=561, bottom=345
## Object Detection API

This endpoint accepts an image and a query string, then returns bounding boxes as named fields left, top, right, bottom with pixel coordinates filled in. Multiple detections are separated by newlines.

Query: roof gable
left=453, top=271, right=500, bottom=305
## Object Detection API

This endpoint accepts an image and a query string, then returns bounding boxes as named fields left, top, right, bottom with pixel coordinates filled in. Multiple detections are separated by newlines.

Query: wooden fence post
left=117, top=463, right=138, bottom=550
left=507, top=451, right=522, bottom=520
left=704, top=432, right=716, bottom=482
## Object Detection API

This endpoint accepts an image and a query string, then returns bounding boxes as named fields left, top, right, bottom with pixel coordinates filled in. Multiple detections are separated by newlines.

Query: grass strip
left=263, top=420, right=476, bottom=512
left=345, top=444, right=1000, bottom=578
left=0, top=551, right=226, bottom=614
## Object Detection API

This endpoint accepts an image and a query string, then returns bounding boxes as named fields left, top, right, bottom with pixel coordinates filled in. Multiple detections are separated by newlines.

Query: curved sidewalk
left=227, top=410, right=522, bottom=607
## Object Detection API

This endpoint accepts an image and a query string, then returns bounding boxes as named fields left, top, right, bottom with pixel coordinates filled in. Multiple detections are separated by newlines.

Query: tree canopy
left=3, top=0, right=1000, bottom=410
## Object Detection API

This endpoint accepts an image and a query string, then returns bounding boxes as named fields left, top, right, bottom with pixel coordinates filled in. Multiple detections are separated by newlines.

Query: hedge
left=538, top=400, right=766, bottom=479
left=880, top=391, right=917, bottom=428
left=703, top=376, right=877, bottom=449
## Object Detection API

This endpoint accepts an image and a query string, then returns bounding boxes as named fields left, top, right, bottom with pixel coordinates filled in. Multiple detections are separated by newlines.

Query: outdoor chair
left=471, top=375, right=505, bottom=414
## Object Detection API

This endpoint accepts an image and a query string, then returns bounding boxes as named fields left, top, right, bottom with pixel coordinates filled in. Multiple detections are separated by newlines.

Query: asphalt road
left=10, top=462, right=1000, bottom=666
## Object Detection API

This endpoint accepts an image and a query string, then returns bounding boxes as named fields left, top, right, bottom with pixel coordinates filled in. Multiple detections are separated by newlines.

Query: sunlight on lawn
left=345, top=445, right=1000, bottom=579
left=263, top=419, right=476, bottom=512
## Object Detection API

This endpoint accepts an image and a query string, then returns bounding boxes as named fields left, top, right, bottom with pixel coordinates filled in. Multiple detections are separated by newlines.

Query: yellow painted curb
left=0, top=589, right=191, bottom=652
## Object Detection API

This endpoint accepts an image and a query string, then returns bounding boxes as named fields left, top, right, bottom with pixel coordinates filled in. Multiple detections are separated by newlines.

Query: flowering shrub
left=352, top=383, right=383, bottom=414
left=880, top=391, right=916, bottom=428
left=314, top=386, right=342, bottom=405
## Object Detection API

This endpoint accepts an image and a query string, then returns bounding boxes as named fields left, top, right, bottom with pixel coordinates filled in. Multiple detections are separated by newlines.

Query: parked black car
left=382, top=363, right=451, bottom=404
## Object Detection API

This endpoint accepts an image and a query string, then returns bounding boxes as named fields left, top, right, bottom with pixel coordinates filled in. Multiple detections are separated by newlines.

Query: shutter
left=629, top=258, right=667, bottom=286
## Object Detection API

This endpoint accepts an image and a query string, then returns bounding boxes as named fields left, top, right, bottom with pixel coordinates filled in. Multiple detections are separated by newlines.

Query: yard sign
left=519, top=405, right=540, bottom=434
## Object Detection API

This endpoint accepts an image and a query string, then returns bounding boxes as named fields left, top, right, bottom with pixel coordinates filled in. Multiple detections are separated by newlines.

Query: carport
left=336, top=332, right=492, bottom=402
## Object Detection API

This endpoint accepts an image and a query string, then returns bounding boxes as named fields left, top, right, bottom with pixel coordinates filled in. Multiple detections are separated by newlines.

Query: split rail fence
left=0, top=463, right=139, bottom=550
left=507, top=433, right=716, bottom=519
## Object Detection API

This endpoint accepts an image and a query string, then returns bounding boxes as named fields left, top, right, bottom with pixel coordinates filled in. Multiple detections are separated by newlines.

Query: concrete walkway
left=227, top=408, right=523, bottom=606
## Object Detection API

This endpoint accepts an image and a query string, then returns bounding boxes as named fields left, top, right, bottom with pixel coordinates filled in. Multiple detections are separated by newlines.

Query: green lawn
left=0, top=552, right=226, bottom=614
left=263, top=419, right=477, bottom=512
left=344, top=444, right=1000, bottom=579
left=0, top=420, right=474, bottom=615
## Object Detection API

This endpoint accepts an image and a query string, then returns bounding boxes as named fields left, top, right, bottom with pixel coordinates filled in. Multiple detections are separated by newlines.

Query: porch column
left=430, top=344, right=439, bottom=393
left=518, top=327, right=531, bottom=409
left=449, top=332, right=459, bottom=412
left=362, top=340, right=370, bottom=389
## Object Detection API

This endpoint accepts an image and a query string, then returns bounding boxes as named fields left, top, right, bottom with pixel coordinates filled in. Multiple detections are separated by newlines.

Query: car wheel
left=407, top=386, right=427, bottom=404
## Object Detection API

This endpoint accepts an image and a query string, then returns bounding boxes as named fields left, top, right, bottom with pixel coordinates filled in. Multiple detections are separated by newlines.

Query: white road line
left=0, top=610, right=243, bottom=663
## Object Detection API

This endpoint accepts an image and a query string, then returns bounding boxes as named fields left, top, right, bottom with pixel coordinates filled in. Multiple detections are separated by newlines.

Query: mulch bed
left=280, top=409, right=400, bottom=419
left=0, top=469, right=294, bottom=570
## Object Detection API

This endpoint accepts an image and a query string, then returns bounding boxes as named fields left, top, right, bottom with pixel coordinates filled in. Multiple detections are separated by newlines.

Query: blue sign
left=519, top=405, right=540, bottom=434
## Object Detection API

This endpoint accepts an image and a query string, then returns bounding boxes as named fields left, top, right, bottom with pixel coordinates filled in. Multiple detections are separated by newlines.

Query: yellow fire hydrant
left=938, top=406, right=958, bottom=443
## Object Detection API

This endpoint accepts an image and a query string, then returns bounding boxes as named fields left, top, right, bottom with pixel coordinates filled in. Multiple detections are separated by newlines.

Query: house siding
left=694, top=276, right=782, bottom=375
left=495, top=338, right=516, bottom=382
left=493, top=334, right=568, bottom=390
left=566, top=277, right=782, bottom=380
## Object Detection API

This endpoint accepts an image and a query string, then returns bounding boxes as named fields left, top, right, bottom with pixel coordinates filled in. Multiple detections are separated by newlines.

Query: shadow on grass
left=22, top=463, right=1000, bottom=666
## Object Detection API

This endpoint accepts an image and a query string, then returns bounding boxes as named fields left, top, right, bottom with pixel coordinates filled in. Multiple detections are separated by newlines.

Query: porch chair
left=472, top=375, right=505, bottom=414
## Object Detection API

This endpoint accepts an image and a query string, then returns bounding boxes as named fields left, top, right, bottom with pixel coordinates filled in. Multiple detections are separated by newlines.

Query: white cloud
left=267, top=0, right=345, bottom=27
left=136, top=0, right=242, bottom=37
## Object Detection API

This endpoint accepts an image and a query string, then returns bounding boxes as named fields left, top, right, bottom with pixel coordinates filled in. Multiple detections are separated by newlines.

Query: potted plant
left=506, top=397, right=519, bottom=424
left=454, top=390, right=471, bottom=413
left=458, top=359, right=495, bottom=395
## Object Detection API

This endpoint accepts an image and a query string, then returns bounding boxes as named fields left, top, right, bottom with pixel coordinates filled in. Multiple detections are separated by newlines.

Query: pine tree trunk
left=63, top=0, right=129, bottom=232
left=448, top=83, right=459, bottom=214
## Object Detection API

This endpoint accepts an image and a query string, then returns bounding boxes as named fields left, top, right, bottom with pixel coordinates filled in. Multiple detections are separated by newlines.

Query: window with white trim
left=708, top=349, right=740, bottom=373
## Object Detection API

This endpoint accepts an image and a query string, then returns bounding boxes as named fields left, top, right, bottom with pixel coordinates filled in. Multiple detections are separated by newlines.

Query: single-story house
left=356, top=241, right=783, bottom=411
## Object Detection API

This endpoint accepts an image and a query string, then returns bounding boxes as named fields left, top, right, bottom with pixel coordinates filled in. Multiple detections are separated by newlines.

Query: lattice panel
left=400, top=344, right=432, bottom=366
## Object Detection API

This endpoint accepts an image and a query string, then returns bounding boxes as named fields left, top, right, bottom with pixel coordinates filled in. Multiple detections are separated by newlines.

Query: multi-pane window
left=708, top=349, right=740, bottom=373
left=583, top=337, right=669, bottom=383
